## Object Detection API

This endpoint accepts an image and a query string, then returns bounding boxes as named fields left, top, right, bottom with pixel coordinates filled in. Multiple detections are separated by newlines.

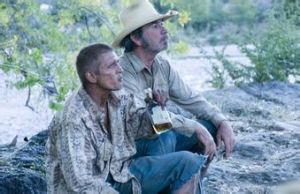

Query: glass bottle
left=144, top=88, right=173, bottom=134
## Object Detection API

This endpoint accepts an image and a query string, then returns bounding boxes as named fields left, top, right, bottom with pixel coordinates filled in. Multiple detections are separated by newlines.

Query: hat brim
left=112, top=10, right=178, bottom=48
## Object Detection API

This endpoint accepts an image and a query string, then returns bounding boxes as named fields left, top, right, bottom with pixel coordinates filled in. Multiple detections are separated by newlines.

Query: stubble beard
left=141, top=35, right=167, bottom=54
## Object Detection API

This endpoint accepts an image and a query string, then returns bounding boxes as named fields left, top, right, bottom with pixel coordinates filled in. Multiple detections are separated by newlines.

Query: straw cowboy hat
left=112, top=0, right=178, bottom=48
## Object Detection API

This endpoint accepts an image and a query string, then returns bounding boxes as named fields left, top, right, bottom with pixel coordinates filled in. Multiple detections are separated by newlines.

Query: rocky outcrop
left=0, top=82, right=299, bottom=194
left=0, top=130, right=48, bottom=194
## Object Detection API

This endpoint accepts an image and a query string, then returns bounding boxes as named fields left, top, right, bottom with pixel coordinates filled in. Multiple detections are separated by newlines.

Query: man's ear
left=85, top=72, right=97, bottom=83
left=130, top=34, right=142, bottom=47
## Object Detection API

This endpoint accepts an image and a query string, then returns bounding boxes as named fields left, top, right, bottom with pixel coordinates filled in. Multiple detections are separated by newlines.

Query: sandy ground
left=0, top=45, right=248, bottom=145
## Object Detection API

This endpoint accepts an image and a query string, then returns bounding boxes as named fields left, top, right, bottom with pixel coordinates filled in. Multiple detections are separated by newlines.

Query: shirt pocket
left=153, top=72, right=169, bottom=92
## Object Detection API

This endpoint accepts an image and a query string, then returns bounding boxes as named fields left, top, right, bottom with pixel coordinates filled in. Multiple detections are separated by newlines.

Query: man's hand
left=194, top=125, right=216, bottom=162
left=153, top=89, right=169, bottom=108
left=216, top=120, right=235, bottom=158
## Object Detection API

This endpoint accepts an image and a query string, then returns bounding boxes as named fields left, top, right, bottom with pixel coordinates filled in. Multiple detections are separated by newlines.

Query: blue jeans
left=109, top=152, right=207, bottom=194
left=127, top=120, right=216, bottom=193
left=134, top=131, right=177, bottom=157
left=135, top=119, right=217, bottom=156
left=110, top=120, right=214, bottom=193
left=131, top=151, right=207, bottom=194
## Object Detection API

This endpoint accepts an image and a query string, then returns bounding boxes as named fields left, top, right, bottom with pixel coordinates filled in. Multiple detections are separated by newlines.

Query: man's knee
left=175, top=151, right=207, bottom=168
left=170, top=151, right=206, bottom=192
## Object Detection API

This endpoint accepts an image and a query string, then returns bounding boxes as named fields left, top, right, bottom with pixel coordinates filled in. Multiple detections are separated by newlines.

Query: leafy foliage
left=0, top=0, right=299, bottom=110
left=155, top=0, right=257, bottom=31
left=0, top=0, right=184, bottom=110
left=208, top=48, right=254, bottom=88
left=209, top=2, right=300, bottom=87
left=240, top=9, right=300, bottom=82
left=283, top=0, right=300, bottom=25
left=0, top=0, right=122, bottom=110
left=170, top=41, right=189, bottom=55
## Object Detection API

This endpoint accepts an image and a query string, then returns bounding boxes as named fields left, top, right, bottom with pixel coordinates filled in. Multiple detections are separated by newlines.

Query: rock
left=203, top=82, right=300, bottom=194
left=0, top=136, right=18, bottom=148
left=0, top=81, right=299, bottom=194
left=0, top=130, right=48, bottom=194
left=10, top=130, right=48, bottom=174
left=240, top=82, right=300, bottom=109
left=0, top=167, right=46, bottom=194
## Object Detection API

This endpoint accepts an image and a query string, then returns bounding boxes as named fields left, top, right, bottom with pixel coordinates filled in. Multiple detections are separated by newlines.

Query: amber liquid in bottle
left=153, top=122, right=173, bottom=134
left=144, top=88, right=172, bottom=134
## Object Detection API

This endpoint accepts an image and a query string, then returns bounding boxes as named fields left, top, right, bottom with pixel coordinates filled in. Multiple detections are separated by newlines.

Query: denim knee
left=171, top=151, right=207, bottom=191
left=129, top=151, right=207, bottom=194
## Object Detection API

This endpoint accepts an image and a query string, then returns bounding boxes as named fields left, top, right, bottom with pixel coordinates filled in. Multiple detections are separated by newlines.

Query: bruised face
left=94, top=51, right=123, bottom=91
left=140, top=19, right=168, bottom=53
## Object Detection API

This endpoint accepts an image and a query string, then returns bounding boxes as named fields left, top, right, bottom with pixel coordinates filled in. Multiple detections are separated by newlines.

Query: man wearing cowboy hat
left=113, top=0, right=235, bottom=160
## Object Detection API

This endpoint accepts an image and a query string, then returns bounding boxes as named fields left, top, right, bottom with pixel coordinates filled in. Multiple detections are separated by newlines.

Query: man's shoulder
left=59, top=91, right=85, bottom=125
left=119, top=54, right=131, bottom=66
left=120, top=53, right=137, bottom=72
left=156, top=55, right=169, bottom=63
left=156, top=55, right=171, bottom=68
left=47, top=92, right=85, bottom=143
left=155, top=55, right=173, bottom=76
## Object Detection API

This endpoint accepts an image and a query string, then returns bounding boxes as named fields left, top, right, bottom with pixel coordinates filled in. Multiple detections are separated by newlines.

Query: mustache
left=161, top=35, right=168, bottom=42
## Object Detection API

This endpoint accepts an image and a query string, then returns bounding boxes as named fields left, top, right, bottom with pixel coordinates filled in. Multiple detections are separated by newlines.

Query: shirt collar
left=78, top=87, right=121, bottom=113
left=124, top=52, right=162, bottom=73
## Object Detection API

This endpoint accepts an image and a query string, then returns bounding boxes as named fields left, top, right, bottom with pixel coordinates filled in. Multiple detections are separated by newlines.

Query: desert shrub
left=209, top=5, right=300, bottom=88
left=240, top=9, right=300, bottom=82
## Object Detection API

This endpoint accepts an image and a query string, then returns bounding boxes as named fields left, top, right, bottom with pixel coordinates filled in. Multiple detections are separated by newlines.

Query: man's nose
left=161, top=24, right=167, bottom=34
left=117, top=63, right=123, bottom=73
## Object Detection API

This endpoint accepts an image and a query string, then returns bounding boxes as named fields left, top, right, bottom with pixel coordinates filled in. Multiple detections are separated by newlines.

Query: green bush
left=240, top=10, right=300, bottom=82
left=283, top=0, right=300, bottom=25
left=208, top=46, right=254, bottom=88
left=154, top=0, right=257, bottom=32
left=209, top=5, right=300, bottom=88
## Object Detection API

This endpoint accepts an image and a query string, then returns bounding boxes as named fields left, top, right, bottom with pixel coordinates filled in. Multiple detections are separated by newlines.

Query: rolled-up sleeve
left=57, top=121, right=118, bottom=194
left=168, top=112, right=203, bottom=137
